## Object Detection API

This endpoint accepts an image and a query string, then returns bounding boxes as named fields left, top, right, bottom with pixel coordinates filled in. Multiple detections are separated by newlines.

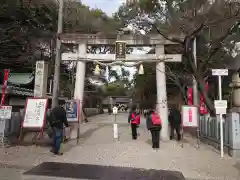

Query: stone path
left=1, top=113, right=240, bottom=180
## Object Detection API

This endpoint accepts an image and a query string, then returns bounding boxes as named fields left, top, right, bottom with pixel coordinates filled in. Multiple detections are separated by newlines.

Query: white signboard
left=23, top=98, right=48, bottom=128
left=214, top=100, right=227, bottom=108
left=0, top=106, right=12, bottom=119
left=182, top=106, right=198, bottom=127
left=113, top=106, right=118, bottom=114
left=212, top=69, right=228, bottom=76
left=214, top=100, right=227, bottom=114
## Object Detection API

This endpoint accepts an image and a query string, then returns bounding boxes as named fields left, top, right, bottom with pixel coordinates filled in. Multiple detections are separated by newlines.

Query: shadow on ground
left=24, top=162, right=185, bottom=180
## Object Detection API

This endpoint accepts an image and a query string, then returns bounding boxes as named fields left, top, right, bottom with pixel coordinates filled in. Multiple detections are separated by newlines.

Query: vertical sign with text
left=115, top=41, right=126, bottom=60
left=34, top=61, right=48, bottom=97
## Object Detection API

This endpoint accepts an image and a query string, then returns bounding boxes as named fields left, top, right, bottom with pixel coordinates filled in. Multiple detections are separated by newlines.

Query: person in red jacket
left=128, top=105, right=140, bottom=140
left=146, top=108, right=162, bottom=150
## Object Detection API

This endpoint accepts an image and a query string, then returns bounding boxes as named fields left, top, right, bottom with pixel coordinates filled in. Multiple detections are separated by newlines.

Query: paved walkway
left=1, top=113, right=240, bottom=180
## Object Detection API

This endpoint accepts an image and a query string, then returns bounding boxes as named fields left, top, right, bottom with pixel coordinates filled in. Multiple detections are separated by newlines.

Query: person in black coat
left=49, top=101, right=69, bottom=155
left=146, top=109, right=162, bottom=150
left=168, top=106, right=182, bottom=141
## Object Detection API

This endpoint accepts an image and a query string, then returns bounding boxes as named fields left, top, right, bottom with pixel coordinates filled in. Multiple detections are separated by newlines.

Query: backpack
left=131, top=113, right=137, bottom=121
left=151, top=112, right=161, bottom=125
left=48, top=108, right=61, bottom=127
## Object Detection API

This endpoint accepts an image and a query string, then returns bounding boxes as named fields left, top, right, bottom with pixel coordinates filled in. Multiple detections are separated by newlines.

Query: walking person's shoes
left=55, top=152, right=63, bottom=156
left=53, top=151, right=63, bottom=156
left=50, top=149, right=63, bottom=156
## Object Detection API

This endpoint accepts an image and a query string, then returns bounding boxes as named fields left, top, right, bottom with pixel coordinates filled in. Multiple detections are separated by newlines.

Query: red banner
left=1, top=69, right=9, bottom=105
left=199, top=81, right=209, bottom=115
left=187, top=82, right=208, bottom=114
left=188, top=108, right=192, bottom=122
left=187, top=87, right=193, bottom=105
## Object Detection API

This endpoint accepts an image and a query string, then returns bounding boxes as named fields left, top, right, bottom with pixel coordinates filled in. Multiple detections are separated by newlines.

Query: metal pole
left=52, top=0, right=63, bottom=109
left=193, top=38, right=200, bottom=148
left=218, top=75, right=224, bottom=157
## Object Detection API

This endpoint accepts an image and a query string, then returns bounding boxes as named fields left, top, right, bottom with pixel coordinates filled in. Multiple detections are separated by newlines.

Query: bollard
left=112, top=106, right=119, bottom=141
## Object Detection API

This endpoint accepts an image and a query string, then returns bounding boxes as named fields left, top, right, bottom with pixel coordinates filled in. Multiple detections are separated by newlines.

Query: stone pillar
left=156, top=45, right=169, bottom=141
left=231, top=72, right=240, bottom=108
left=34, top=61, right=48, bottom=97
left=74, top=43, right=86, bottom=107
left=71, top=43, right=86, bottom=139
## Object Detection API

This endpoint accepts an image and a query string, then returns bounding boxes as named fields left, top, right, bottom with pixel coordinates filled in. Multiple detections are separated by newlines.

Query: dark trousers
left=53, top=127, right=63, bottom=153
left=150, top=129, right=160, bottom=148
left=170, top=125, right=181, bottom=141
left=131, top=124, right=137, bottom=139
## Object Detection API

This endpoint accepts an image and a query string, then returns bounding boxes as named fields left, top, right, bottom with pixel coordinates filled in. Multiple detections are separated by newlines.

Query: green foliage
left=64, top=1, right=120, bottom=33
left=103, top=81, right=128, bottom=97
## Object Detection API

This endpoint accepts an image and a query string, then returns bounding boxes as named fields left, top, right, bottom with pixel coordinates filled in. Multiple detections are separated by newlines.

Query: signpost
left=65, top=100, right=80, bottom=122
left=112, top=106, right=118, bottom=140
left=212, top=69, right=228, bottom=158
left=182, top=106, right=198, bottom=127
left=214, top=100, right=227, bottom=115
left=0, top=106, right=12, bottom=145
left=182, top=105, right=199, bottom=147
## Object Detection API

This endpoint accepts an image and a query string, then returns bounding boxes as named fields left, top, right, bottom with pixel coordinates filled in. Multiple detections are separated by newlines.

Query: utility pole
left=52, top=0, right=63, bottom=109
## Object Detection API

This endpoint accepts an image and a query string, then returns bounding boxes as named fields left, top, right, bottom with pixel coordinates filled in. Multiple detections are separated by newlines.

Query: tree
left=0, top=0, right=58, bottom=69
left=115, top=0, right=240, bottom=114
left=0, top=0, right=123, bottom=103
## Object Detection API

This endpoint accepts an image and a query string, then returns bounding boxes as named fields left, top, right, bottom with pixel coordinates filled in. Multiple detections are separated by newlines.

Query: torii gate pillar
left=156, top=45, right=169, bottom=141
left=74, top=43, right=86, bottom=121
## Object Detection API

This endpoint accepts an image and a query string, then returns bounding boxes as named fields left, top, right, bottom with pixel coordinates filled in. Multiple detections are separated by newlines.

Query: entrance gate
left=60, top=33, right=182, bottom=140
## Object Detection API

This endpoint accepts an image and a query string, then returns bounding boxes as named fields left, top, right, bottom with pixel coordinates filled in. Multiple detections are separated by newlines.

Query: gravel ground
left=0, top=113, right=239, bottom=180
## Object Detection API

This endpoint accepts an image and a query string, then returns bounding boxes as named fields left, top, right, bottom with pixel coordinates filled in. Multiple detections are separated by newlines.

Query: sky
left=80, top=0, right=124, bottom=16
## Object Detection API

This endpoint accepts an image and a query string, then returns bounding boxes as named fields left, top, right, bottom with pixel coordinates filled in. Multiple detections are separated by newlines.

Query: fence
left=199, top=112, right=240, bottom=158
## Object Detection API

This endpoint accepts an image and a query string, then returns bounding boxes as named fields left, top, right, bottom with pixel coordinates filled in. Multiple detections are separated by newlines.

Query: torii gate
left=60, top=33, right=182, bottom=141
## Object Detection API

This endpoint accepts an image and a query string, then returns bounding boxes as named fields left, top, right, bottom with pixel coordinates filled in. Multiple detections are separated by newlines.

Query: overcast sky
left=80, top=0, right=124, bottom=16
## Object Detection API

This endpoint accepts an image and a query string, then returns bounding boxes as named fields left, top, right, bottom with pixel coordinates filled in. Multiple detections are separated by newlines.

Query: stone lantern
left=228, top=55, right=240, bottom=111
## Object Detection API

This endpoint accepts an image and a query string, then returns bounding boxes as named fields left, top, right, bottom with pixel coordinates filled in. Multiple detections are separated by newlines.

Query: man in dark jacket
left=49, top=101, right=69, bottom=155
left=168, top=106, right=182, bottom=141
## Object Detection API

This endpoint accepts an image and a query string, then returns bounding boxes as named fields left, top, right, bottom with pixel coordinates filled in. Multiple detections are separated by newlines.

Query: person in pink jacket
left=128, top=105, right=140, bottom=140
